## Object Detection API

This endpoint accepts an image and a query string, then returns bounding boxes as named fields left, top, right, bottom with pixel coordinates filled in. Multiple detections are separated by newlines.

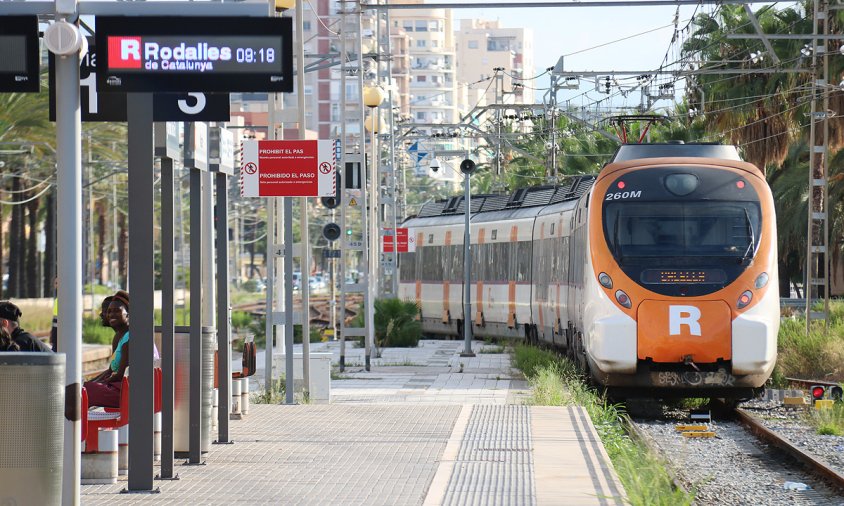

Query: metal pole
left=188, top=166, right=203, bottom=464
left=296, top=0, right=310, bottom=394
left=461, top=173, right=474, bottom=357
left=55, top=44, right=82, bottom=506
left=215, top=171, right=232, bottom=442
left=127, top=93, right=156, bottom=490
left=264, top=197, right=275, bottom=392
left=202, top=169, right=215, bottom=328
left=367, top=125, right=376, bottom=369
left=284, top=197, right=295, bottom=404
left=159, top=153, right=177, bottom=480
left=358, top=4, right=372, bottom=372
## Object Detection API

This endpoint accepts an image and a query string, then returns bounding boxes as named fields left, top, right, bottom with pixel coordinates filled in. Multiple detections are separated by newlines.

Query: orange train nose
left=637, top=300, right=732, bottom=363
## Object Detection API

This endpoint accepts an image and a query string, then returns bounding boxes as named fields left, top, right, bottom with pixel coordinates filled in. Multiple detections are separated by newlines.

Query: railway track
left=233, top=294, right=362, bottom=327
left=628, top=397, right=844, bottom=504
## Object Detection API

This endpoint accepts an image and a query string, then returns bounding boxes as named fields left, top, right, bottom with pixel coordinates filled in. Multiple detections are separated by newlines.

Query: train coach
left=399, top=143, right=779, bottom=398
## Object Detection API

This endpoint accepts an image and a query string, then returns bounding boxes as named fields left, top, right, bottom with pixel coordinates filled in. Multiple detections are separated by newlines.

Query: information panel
left=95, top=16, right=293, bottom=93
left=240, top=140, right=337, bottom=198
left=49, top=39, right=230, bottom=122
left=0, top=16, right=40, bottom=92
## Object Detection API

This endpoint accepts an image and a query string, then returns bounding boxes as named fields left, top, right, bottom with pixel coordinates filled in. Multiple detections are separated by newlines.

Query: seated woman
left=84, top=292, right=131, bottom=408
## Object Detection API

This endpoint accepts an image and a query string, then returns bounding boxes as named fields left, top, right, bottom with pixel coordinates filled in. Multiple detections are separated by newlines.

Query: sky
left=455, top=2, right=712, bottom=110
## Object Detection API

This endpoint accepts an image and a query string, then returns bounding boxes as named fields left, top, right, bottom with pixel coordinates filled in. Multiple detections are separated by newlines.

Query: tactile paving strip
left=442, top=405, right=536, bottom=506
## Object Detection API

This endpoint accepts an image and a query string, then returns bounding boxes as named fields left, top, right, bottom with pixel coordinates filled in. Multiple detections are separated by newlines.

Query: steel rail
left=730, top=405, right=844, bottom=494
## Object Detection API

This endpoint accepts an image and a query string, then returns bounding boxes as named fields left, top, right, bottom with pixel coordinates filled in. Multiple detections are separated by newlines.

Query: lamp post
left=459, top=159, right=477, bottom=357
left=363, top=84, right=384, bottom=371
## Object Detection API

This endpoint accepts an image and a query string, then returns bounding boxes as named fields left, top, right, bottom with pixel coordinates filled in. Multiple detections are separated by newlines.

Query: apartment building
left=455, top=19, right=535, bottom=107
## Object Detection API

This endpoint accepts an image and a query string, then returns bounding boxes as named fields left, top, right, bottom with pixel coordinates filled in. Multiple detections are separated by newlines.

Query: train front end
left=583, top=145, right=779, bottom=398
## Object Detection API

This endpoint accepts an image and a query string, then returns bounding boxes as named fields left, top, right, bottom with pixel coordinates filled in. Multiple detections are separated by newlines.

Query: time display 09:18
left=236, top=47, right=275, bottom=64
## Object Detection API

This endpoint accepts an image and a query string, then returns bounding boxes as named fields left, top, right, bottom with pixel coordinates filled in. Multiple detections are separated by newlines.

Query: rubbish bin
left=0, top=352, right=65, bottom=505
left=155, top=326, right=216, bottom=455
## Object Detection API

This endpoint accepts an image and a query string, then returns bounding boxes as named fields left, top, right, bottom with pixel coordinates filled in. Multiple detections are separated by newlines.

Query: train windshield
left=604, top=201, right=761, bottom=264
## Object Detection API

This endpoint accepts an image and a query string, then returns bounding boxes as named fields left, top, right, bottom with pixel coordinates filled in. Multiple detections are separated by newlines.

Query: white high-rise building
left=455, top=19, right=535, bottom=108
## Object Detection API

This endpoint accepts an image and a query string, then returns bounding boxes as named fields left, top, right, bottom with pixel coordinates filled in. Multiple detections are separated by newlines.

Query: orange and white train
left=399, top=143, right=779, bottom=398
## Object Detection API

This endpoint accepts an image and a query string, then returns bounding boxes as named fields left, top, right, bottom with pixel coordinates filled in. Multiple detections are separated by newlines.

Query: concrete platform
left=80, top=340, right=625, bottom=505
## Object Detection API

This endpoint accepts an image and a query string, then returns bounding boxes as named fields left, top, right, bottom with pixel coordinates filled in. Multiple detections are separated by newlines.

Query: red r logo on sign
left=319, top=162, right=332, bottom=174
left=244, top=162, right=258, bottom=175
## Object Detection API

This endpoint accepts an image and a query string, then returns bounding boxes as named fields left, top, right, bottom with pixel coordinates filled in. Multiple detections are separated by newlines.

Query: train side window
left=428, top=233, right=434, bottom=244
left=491, top=229, right=498, bottom=240
left=550, top=223, right=555, bottom=236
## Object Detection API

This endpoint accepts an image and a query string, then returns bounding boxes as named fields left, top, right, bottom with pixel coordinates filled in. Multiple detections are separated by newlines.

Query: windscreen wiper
left=741, top=208, right=755, bottom=265
left=613, top=215, right=623, bottom=265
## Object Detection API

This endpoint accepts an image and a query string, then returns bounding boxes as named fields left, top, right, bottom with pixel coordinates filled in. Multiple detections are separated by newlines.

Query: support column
left=127, top=93, right=156, bottom=490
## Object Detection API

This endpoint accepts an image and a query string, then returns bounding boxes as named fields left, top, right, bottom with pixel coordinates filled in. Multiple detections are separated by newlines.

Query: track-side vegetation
left=512, top=345, right=694, bottom=506
left=774, top=301, right=844, bottom=385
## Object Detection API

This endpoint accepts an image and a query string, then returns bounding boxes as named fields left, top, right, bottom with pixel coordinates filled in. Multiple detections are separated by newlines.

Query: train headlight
left=737, top=290, right=753, bottom=309
left=615, top=289, right=632, bottom=309
left=754, top=272, right=769, bottom=289
left=665, top=173, right=699, bottom=196
left=598, top=272, right=613, bottom=289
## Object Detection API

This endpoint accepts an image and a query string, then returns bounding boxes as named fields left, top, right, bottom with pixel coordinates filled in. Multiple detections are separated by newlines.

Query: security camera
left=430, top=157, right=440, bottom=173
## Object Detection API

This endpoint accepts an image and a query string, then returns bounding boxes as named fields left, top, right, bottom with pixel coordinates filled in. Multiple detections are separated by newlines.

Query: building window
left=417, top=75, right=427, bottom=82
left=403, top=21, right=413, bottom=31
left=330, top=104, right=339, bottom=122
left=431, top=39, right=439, bottom=48
left=415, top=20, right=427, bottom=31
left=468, top=40, right=478, bottom=49
left=416, top=39, right=426, bottom=48
left=304, top=85, right=313, bottom=95
left=303, top=21, right=311, bottom=31
left=429, top=20, right=441, bottom=31
left=416, top=111, right=427, bottom=120
left=487, top=37, right=512, bottom=52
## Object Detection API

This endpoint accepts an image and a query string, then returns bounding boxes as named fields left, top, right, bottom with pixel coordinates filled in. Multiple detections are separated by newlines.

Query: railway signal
left=320, top=174, right=342, bottom=209
left=323, top=223, right=341, bottom=242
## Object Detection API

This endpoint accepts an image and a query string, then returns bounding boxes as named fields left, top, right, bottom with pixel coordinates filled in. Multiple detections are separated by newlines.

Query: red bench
left=83, top=368, right=162, bottom=453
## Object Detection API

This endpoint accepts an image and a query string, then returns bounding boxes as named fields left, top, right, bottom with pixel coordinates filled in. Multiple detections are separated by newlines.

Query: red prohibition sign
left=244, top=162, right=258, bottom=175
left=319, top=162, right=332, bottom=174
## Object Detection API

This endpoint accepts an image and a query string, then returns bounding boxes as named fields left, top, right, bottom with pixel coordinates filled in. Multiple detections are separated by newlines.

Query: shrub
left=349, top=298, right=422, bottom=348
left=807, top=402, right=844, bottom=436
left=231, top=311, right=253, bottom=331
left=82, top=316, right=114, bottom=345
left=241, top=279, right=262, bottom=293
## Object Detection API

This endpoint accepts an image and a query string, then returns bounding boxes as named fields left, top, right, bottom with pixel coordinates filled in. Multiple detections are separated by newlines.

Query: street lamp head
left=363, top=85, right=385, bottom=108
left=429, top=157, right=440, bottom=173
left=275, top=0, right=295, bottom=11
left=364, top=112, right=381, bottom=133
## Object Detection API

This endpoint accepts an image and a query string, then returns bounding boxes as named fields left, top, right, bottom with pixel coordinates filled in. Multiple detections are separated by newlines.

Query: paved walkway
left=80, top=340, right=625, bottom=505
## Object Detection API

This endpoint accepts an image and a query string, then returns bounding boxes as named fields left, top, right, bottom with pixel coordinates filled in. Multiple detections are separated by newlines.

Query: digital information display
left=642, top=269, right=727, bottom=285
left=0, top=16, right=40, bottom=92
left=96, top=16, right=293, bottom=93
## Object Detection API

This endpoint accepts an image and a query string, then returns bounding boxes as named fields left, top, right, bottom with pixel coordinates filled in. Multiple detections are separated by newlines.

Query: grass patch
left=512, top=344, right=694, bottom=506
left=774, top=303, right=844, bottom=385
left=14, top=300, right=54, bottom=334
left=479, top=345, right=506, bottom=354
left=251, top=376, right=286, bottom=404
left=806, top=402, right=844, bottom=436
left=82, top=316, right=114, bottom=345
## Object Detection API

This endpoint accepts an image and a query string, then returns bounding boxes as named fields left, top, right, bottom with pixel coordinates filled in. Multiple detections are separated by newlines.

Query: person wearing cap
left=84, top=292, right=130, bottom=407
left=0, top=300, right=53, bottom=352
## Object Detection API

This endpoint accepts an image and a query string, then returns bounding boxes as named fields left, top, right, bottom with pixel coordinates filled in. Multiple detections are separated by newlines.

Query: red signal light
left=617, top=181, right=626, bottom=189
left=811, top=385, right=826, bottom=400
left=736, top=180, right=745, bottom=189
